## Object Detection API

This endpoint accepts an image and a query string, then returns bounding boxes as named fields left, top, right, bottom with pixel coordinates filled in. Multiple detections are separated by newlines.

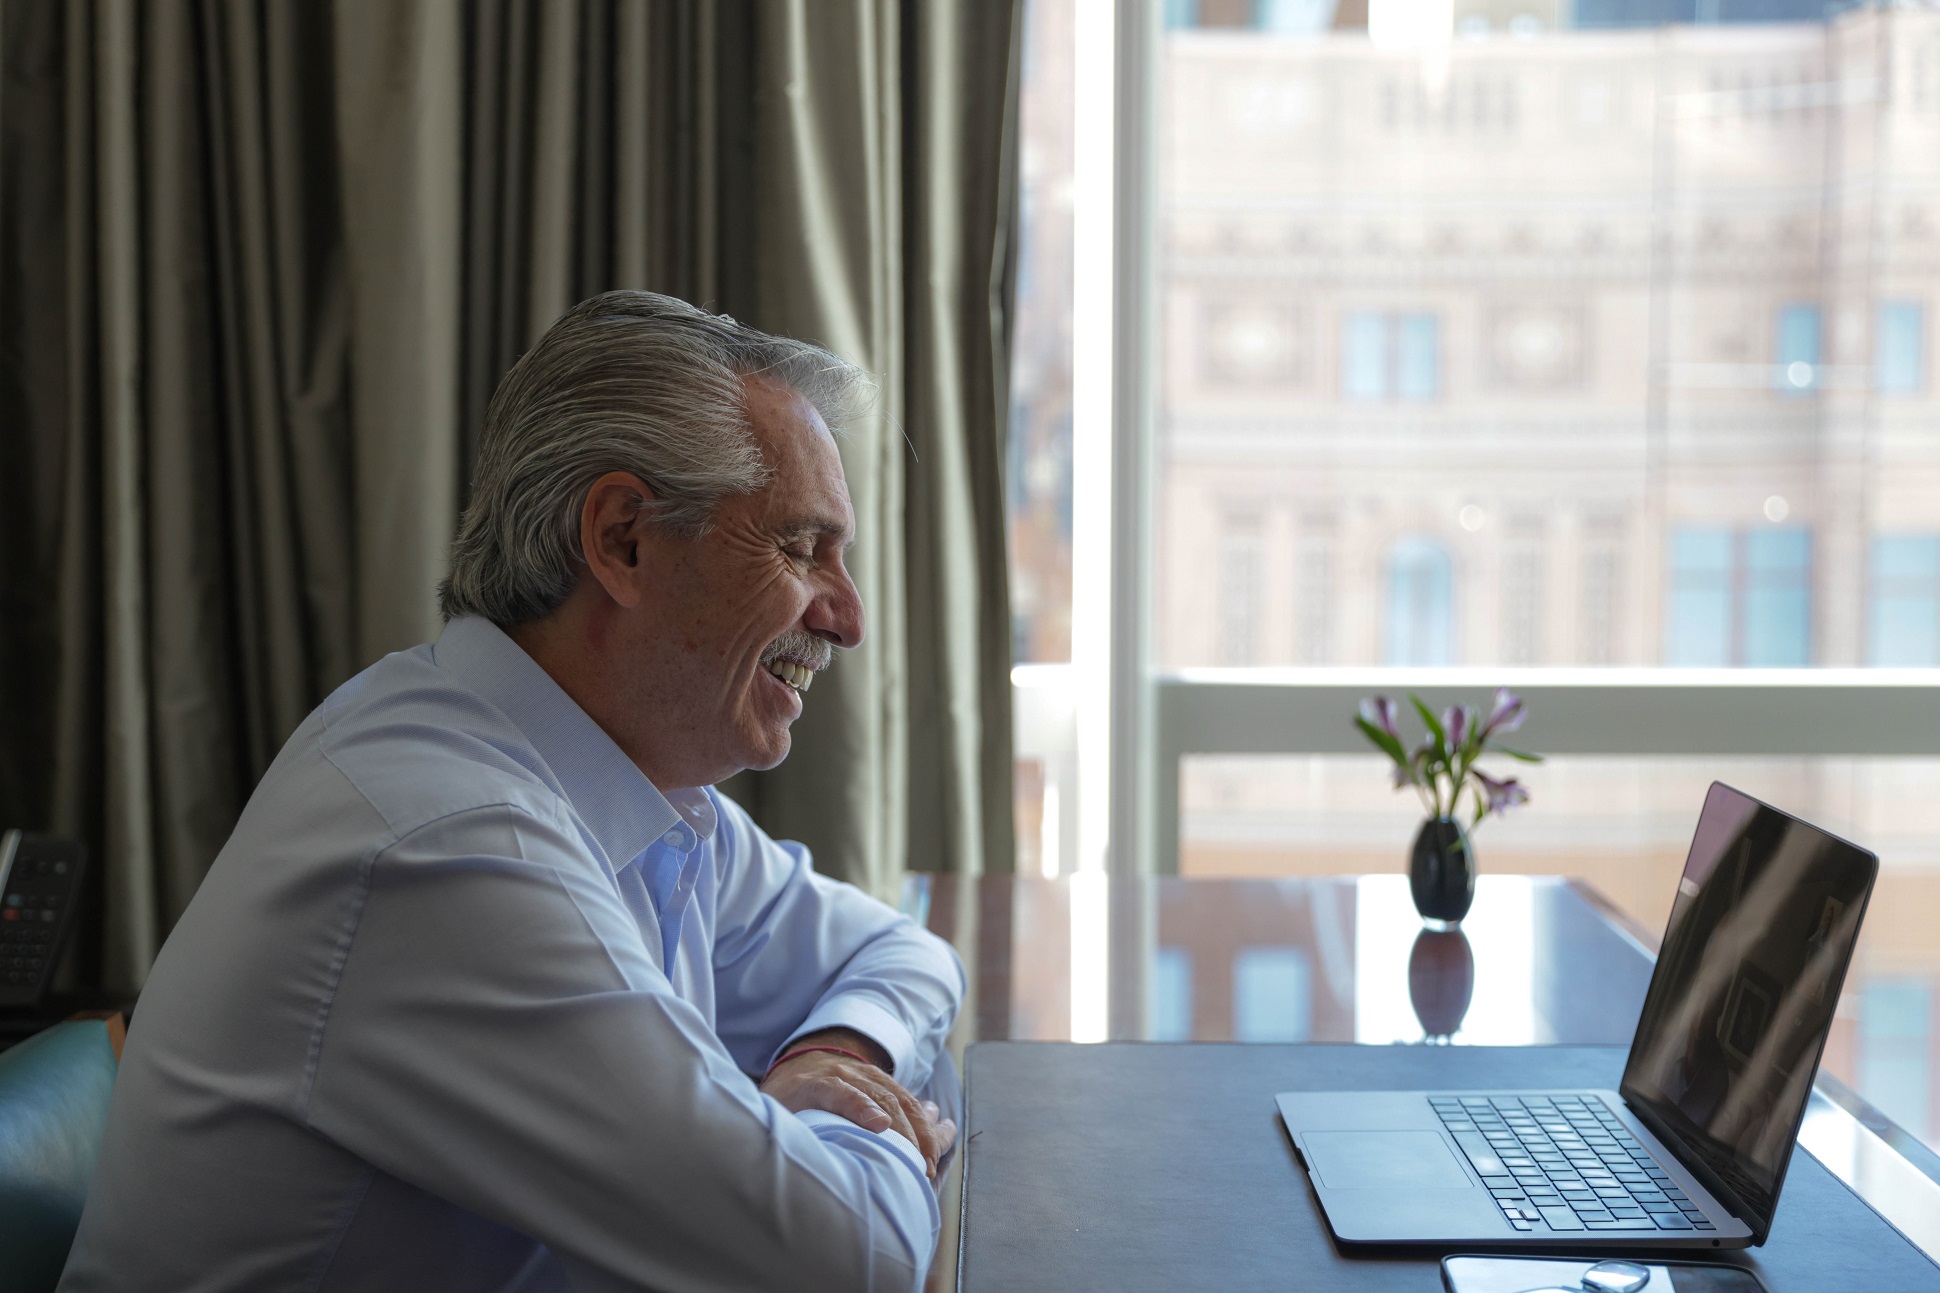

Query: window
left=1007, top=0, right=1940, bottom=1145
left=1384, top=535, right=1456, bottom=666
left=1743, top=528, right=1813, bottom=666
left=1218, top=517, right=1265, bottom=665
left=1579, top=527, right=1625, bottom=665
left=1293, top=527, right=1335, bottom=665
left=1501, top=525, right=1545, bottom=665
left=1342, top=311, right=1441, bottom=402
left=1878, top=302, right=1926, bottom=394
left=1232, top=947, right=1313, bottom=1043
left=1666, top=527, right=1811, bottom=666
left=1776, top=303, right=1821, bottom=394
left=1870, top=536, right=1940, bottom=666
left=1149, top=946, right=1194, bottom=1042
left=1667, top=529, right=1733, bottom=666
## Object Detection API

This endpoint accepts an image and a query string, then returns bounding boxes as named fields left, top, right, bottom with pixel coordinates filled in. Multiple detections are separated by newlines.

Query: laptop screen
left=1619, top=782, right=1876, bottom=1241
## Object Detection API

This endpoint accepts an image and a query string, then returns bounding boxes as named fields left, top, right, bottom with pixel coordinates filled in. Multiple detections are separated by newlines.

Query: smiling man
left=60, top=293, right=964, bottom=1293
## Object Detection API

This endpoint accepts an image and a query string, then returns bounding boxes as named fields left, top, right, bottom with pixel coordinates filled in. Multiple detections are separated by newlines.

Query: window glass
left=1149, top=8, right=1940, bottom=670
left=1233, top=946, right=1314, bottom=1042
left=1218, top=518, right=1265, bottom=665
left=1007, top=0, right=1075, bottom=664
left=1743, top=527, right=1812, bottom=666
left=1665, top=527, right=1812, bottom=666
left=1870, top=536, right=1940, bottom=667
left=1342, top=311, right=1389, bottom=400
left=1150, top=946, right=1195, bottom=1042
left=1666, top=528, right=1733, bottom=666
left=1776, top=303, right=1822, bottom=394
left=1878, top=302, right=1926, bottom=394
left=1384, top=534, right=1456, bottom=665
left=1395, top=313, right=1440, bottom=401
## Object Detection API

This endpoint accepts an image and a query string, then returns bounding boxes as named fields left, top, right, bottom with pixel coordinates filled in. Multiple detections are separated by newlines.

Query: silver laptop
left=1277, top=782, right=1877, bottom=1251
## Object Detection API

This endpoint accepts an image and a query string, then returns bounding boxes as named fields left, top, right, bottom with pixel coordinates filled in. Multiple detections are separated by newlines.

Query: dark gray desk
left=958, top=1042, right=1940, bottom=1292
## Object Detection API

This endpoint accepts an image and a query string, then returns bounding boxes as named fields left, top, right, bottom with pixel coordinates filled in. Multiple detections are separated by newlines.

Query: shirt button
left=663, top=829, right=686, bottom=848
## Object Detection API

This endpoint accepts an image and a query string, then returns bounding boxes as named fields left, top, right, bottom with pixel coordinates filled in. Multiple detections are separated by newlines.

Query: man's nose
left=806, top=565, right=865, bottom=651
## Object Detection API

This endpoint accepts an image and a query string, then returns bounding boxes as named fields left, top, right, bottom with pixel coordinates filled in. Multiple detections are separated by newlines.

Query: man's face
left=627, top=375, right=863, bottom=787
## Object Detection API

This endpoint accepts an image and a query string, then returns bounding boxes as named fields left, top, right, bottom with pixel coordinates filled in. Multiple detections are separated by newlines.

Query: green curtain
left=0, top=0, right=1017, bottom=995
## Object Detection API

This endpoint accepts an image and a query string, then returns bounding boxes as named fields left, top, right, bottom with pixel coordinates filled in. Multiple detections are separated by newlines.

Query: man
left=61, top=293, right=964, bottom=1292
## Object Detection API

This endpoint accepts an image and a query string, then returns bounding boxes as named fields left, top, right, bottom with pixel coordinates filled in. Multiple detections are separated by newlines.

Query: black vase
left=1409, top=816, right=1475, bottom=927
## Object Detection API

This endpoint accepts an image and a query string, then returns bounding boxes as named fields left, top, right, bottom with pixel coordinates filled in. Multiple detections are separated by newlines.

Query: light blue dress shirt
left=59, top=616, right=964, bottom=1293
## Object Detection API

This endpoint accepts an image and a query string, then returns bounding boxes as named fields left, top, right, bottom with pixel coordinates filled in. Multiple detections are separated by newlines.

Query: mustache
left=760, top=630, right=833, bottom=673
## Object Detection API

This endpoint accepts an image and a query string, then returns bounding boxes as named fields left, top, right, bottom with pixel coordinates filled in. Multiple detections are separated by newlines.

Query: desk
left=908, top=874, right=1940, bottom=1283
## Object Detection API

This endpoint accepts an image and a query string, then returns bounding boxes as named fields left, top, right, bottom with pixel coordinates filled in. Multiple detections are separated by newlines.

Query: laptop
left=1276, top=782, right=1877, bottom=1251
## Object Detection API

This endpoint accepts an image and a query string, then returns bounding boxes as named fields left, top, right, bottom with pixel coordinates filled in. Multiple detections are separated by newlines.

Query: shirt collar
left=432, top=615, right=680, bottom=872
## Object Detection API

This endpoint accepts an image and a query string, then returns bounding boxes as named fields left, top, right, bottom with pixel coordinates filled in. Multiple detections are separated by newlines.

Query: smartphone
left=1443, top=1256, right=1770, bottom=1293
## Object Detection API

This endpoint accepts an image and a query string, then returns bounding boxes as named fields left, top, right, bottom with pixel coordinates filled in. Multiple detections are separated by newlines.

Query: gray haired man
left=61, top=293, right=964, bottom=1292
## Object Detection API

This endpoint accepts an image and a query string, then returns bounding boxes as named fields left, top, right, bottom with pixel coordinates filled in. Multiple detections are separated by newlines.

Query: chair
left=0, top=1015, right=124, bottom=1293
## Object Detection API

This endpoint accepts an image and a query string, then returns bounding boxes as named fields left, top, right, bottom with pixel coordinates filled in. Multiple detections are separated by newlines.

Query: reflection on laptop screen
left=1620, top=783, right=1876, bottom=1235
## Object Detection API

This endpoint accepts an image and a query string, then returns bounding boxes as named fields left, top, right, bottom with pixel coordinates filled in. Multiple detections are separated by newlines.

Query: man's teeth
left=766, top=660, right=813, bottom=693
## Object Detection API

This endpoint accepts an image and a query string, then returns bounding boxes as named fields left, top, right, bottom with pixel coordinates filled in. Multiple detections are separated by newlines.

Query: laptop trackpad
left=1305, top=1131, right=1471, bottom=1190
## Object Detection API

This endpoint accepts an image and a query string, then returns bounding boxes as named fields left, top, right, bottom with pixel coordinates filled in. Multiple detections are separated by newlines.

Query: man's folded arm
left=305, top=805, right=938, bottom=1293
left=705, top=790, right=966, bottom=1088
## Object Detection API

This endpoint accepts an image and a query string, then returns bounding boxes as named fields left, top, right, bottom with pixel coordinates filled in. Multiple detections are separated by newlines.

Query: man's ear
left=579, top=471, right=657, bottom=610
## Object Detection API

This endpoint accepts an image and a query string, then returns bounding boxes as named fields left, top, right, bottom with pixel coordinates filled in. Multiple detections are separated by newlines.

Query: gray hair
left=439, top=290, right=874, bottom=627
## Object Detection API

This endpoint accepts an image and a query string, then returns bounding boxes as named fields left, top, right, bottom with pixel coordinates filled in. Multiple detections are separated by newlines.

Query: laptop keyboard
left=1429, top=1094, right=1717, bottom=1234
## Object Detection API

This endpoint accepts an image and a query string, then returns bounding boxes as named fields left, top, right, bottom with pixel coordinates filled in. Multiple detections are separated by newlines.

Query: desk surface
left=911, top=873, right=1940, bottom=1267
left=959, top=1043, right=1940, bottom=1293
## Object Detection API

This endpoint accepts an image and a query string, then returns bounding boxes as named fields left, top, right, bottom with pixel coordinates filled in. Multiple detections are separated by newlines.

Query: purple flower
left=1472, top=769, right=1530, bottom=816
left=1442, top=704, right=1473, bottom=750
left=1360, top=695, right=1400, bottom=741
left=1481, top=687, right=1525, bottom=738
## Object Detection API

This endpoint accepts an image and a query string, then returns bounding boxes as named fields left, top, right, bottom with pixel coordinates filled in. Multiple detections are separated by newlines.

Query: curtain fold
left=0, top=0, right=1017, bottom=993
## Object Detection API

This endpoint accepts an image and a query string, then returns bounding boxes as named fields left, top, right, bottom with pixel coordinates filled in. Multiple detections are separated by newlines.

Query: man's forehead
left=742, top=373, right=855, bottom=537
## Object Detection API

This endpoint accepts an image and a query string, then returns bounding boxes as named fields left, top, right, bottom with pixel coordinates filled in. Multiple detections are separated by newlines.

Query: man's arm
left=307, top=805, right=939, bottom=1293
left=705, top=789, right=964, bottom=1087
left=758, top=1025, right=955, bottom=1178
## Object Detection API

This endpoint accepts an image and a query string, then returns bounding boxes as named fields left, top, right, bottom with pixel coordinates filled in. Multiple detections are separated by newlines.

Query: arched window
left=1385, top=534, right=1455, bottom=665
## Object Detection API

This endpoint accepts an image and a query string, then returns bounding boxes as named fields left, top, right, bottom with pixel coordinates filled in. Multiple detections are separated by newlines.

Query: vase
left=1409, top=816, right=1475, bottom=927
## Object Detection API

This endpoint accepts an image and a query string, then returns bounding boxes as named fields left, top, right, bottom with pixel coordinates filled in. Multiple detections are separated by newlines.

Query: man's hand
left=758, top=1029, right=957, bottom=1178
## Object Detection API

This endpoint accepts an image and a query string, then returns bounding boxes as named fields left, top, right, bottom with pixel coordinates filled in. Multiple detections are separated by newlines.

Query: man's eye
left=783, top=543, right=814, bottom=563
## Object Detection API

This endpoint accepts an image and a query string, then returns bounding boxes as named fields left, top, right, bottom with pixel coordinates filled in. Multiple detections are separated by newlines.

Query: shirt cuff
left=795, top=1108, right=929, bottom=1174
left=776, top=993, right=919, bottom=1079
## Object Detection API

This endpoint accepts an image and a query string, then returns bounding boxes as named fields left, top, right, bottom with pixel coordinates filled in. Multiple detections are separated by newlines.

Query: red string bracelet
left=763, top=1044, right=876, bottom=1082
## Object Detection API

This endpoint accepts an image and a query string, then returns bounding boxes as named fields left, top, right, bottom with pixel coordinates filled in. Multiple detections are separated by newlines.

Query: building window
left=1232, top=947, right=1312, bottom=1042
left=1877, top=301, right=1927, bottom=394
left=1776, top=303, right=1821, bottom=394
left=1501, top=524, right=1545, bottom=665
left=1343, top=311, right=1441, bottom=402
left=1257, top=0, right=1335, bottom=33
left=1385, top=534, right=1456, bottom=665
left=1294, top=531, right=1334, bottom=665
left=1219, top=518, right=1264, bottom=666
left=1666, top=526, right=1813, bottom=666
left=1579, top=525, right=1624, bottom=665
left=1149, top=946, right=1193, bottom=1042
left=1869, top=535, right=1940, bottom=666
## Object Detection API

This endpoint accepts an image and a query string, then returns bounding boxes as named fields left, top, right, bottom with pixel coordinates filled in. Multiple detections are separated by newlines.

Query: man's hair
left=439, top=290, right=874, bottom=627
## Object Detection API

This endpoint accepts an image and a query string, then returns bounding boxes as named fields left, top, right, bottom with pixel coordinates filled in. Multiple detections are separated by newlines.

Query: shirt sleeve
left=305, top=803, right=939, bottom=1293
left=705, top=790, right=966, bottom=1090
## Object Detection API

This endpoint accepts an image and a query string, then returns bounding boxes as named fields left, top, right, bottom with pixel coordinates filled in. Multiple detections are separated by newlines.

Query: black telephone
left=0, top=830, right=87, bottom=1010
